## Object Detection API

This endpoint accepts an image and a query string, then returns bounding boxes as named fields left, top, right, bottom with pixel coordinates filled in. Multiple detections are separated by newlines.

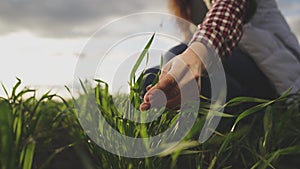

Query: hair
left=168, top=0, right=193, bottom=22
left=168, top=0, right=257, bottom=24
left=168, top=0, right=209, bottom=41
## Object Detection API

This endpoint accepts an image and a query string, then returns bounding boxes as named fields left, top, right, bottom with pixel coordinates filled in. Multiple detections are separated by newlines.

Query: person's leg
left=163, top=43, right=188, bottom=64
left=141, top=66, right=160, bottom=97
left=141, top=43, right=246, bottom=100
left=142, top=43, right=247, bottom=100
left=222, top=47, right=278, bottom=99
left=141, top=43, right=277, bottom=101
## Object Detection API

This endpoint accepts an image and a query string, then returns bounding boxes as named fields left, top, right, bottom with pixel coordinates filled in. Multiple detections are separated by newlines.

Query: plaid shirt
left=190, top=0, right=247, bottom=57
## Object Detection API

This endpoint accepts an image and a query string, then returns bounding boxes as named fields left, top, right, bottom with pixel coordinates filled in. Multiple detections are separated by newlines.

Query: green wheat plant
left=0, top=33, right=299, bottom=169
left=0, top=79, right=84, bottom=169
left=71, top=33, right=300, bottom=168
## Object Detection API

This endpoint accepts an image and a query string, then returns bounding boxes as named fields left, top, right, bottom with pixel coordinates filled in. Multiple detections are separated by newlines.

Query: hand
left=140, top=42, right=208, bottom=111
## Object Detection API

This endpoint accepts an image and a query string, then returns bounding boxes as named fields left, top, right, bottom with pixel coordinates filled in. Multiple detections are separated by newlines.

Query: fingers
left=141, top=62, right=172, bottom=103
left=146, top=59, right=189, bottom=97
left=146, top=85, right=152, bottom=91
left=140, top=102, right=151, bottom=111
left=140, top=87, right=181, bottom=111
left=140, top=56, right=202, bottom=111
left=141, top=74, right=181, bottom=111
left=143, top=73, right=177, bottom=103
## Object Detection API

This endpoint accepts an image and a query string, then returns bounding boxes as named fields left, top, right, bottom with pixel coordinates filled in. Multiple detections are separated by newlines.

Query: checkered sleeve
left=189, top=0, right=247, bottom=57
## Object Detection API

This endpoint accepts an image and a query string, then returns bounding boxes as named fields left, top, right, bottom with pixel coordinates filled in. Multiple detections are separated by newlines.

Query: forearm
left=189, top=0, right=247, bottom=57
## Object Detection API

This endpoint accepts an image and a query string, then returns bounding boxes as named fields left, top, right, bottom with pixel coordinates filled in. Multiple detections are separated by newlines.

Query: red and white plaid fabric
left=190, top=0, right=247, bottom=57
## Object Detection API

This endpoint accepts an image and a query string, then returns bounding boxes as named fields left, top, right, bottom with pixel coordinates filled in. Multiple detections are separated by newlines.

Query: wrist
left=185, top=42, right=208, bottom=72
left=187, top=42, right=208, bottom=57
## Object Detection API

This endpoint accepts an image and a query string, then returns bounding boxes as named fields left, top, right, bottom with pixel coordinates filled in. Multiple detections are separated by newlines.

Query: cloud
left=275, top=0, right=300, bottom=41
left=1, top=0, right=297, bottom=41
left=276, top=0, right=300, bottom=16
left=286, top=16, right=300, bottom=41
left=0, top=0, right=167, bottom=38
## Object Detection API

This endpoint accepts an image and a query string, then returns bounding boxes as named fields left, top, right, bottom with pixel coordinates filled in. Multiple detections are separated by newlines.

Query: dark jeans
left=142, top=43, right=277, bottom=101
left=142, top=44, right=278, bottom=168
left=142, top=43, right=278, bottom=155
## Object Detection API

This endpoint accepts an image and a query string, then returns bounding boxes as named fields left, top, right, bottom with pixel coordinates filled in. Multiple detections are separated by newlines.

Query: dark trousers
left=143, top=44, right=278, bottom=168
left=142, top=43, right=277, bottom=101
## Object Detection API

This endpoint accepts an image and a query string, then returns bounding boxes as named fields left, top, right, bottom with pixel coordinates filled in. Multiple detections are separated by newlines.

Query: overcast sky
left=0, top=0, right=298, bottom=39
left=0, top=0, right=299, bottom=97
left=277, top=0, right=300, bottom=38
left=0, top=0, right=168, bottom=38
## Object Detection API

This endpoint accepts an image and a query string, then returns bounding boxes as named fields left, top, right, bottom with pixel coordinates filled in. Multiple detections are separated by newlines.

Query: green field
left=1, top=35, right=300, bottom=169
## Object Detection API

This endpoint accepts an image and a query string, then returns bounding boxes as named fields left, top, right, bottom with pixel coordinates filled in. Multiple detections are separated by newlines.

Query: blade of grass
left=22, top=142, right=36, bottom=169
left=1, top=82, right=9, bottom=99
left=260, top=145, right=300, bottom=169
left=79, top=79, right=88, bottom=95
left=130, top=33, right=155, bottom=85
left=11, top=78, right=22, bottom=101
left=0, top=100, right=14, bottom=169
left=262, top=106, right=272, bottom=149
left=230, top=91, right=291, bottom=132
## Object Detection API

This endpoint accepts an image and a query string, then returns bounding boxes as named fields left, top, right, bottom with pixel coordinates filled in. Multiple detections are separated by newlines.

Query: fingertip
left=140, top=102, right=150, bottom=111
left=144, top=86, right=157, bottom=102
left=144, top=93, right=150, bottom=102
left=146, top=85, right=152, bottom=91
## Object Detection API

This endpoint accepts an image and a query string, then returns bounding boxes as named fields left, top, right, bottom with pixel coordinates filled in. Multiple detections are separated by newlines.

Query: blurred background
left=0, top=0, right=299, bottom=97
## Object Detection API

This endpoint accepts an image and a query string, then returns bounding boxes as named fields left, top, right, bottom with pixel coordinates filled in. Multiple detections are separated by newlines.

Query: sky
left=0, top=0, right=299, bottom=97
